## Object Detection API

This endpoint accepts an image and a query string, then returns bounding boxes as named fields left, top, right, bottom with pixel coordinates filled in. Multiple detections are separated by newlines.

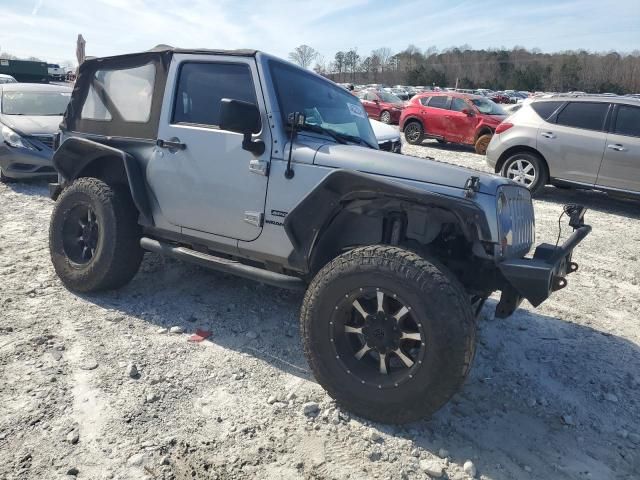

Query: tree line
left=289, top=44, right=640, bottom=94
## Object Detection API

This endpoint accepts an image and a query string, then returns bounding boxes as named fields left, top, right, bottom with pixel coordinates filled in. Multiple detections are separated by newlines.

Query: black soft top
left=61, top=46, right=258, bottom=140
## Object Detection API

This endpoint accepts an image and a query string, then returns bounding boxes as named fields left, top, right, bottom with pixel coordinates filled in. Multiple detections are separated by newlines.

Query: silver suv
left=486, top=95, right=640, bottom=195
left=47, top=47, right=590, bottom=424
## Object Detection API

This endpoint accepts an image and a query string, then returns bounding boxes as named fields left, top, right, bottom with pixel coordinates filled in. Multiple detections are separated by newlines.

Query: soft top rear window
left=531, top=101, right=564, bottom=120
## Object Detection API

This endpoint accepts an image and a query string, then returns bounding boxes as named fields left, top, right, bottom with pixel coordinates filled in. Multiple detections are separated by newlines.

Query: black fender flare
left=283, top=169, right=492, bottom=272
left=52, top=137, right=153, bottom=226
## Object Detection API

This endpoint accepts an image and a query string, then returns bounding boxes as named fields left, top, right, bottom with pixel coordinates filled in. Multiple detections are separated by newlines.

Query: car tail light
left=495, top=122, right=514, bottom=134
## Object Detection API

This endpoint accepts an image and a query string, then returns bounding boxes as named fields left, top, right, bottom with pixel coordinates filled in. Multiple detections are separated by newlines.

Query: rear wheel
left=474, top=134, right=492, bottom=155
left=380, top=111, right=391, bottom=124
left=49, top=177, right=143, bottom=292
left=501, top=152, right=548, bottom=195
left=403, top=121, right=424, bottom=145
left=301, top=245, right=476, bottom=423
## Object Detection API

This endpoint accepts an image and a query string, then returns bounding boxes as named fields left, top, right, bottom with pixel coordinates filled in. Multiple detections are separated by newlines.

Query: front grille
left=29, top=134, right=55, bottom=150
left=499, top=185, right=535, bottom=257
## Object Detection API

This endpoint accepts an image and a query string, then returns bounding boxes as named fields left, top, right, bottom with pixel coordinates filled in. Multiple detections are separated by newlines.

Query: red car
left=399, top=92, right=507, bottom=154
left=357, top=89, right=405, bottom=124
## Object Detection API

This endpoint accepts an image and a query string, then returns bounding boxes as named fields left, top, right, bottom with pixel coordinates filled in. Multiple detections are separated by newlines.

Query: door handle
left=156, top=138, right=186, bottom=150
left=607, top=144, right=626, bottom=152
left=541, top=132, right=555, bottom=139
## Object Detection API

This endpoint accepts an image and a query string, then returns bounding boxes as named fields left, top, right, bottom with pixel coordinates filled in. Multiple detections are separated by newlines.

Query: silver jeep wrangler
left=48, top=47, right=591, bottom=423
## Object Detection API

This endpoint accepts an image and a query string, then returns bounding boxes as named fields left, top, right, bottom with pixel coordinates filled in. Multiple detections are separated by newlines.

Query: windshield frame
left=1, top=90, right=71, bottom=116
left=268, top=59, right=378, bottom=149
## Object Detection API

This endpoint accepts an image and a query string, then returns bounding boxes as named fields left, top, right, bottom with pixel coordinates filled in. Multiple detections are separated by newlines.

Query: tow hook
left=552, top=276, right=568, bottom=291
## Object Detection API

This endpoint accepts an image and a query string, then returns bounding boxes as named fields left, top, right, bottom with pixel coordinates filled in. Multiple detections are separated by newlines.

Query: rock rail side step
left=140, top=237, right=305, bottom=291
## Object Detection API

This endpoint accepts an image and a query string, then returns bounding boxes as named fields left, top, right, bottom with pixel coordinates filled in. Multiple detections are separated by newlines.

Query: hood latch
left=464, top=176, right=480, bottom=198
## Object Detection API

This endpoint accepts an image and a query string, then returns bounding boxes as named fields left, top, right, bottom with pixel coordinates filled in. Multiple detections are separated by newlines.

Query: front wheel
left=379, top=111, right=392, bottom=124
left=474, top=134, right=492, bottom=155
left=300, top=245, right=476, bottom=424
left=49, top=177, right=143, bottom=292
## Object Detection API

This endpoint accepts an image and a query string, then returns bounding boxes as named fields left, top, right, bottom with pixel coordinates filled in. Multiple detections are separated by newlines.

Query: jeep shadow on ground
left=537, top=185, right=640, bottom=220
left=84, top=253, right=640, bottom=480
left=0, top=178, right=53, bottom=198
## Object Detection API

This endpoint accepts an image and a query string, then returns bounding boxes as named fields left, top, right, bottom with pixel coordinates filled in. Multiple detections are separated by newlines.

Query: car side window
left=531, top=101, right=564, bottom=120
left=419, top=97, right=431, bottom=106
left=427, top=96, right=448, bottom=109
left=172, top=62, right=256, bottom=127
left=613, top=105, right=640, bottom=138
left=365, top=92, right=378, bottom=101
left=450, top=98, right=467, bottom=112
left=555, top=102, right=609, bottom=131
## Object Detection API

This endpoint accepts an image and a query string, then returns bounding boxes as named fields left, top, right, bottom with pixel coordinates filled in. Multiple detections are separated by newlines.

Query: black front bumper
left=495, top=220, right=591, bottom=318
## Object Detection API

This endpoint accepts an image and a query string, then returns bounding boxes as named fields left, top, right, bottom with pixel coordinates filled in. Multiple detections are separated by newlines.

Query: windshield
left=377, top=91, right=402, bottom=103
left=1, top=91, right=71, bottom=115
left=270, top=60, right=378, bottom=148
left=471, top=98, right=506, bottom=115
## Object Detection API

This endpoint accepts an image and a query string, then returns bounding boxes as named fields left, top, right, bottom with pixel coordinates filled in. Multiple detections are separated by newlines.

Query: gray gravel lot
left=1, top=136, right=639, bottom=479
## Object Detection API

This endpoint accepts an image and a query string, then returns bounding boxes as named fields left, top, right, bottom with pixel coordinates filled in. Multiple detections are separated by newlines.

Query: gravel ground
left=1, top=136, right=639, bottom=480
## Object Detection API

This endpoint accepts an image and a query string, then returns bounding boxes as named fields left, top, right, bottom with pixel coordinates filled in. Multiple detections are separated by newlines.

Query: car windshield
left=377, top=91, right=402, bottom=103
left=270, top=60, right=378, bottom=148
left=471, top=98, right=506, bottom=115
left=1, top=91, right=71, bottom=115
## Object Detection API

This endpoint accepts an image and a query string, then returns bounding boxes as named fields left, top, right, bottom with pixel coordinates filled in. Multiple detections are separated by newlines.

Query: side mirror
left=219, top=99, right=264, bottom=155
left=462, top=108, right=474, bottom=116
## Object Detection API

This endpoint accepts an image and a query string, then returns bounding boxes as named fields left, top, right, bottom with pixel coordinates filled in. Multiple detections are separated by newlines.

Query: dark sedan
left=0, top=83, right=71, bottom=182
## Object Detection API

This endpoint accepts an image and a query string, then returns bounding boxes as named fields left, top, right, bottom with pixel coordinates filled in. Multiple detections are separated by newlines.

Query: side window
left=172, top=62, right=256, bottom=127
left=81, top=63, right=155, bottom=122
left=366, top=92, right=378, bottom=101
left=556, top=102, right=609, bottom=131
left=531, top=101, right=564, bottom=120
left=419, top=96, right=431, bottom=106
left=613, top=105, right=640, bottom=137
left=450, top=97, right=467, bottom=112
left=427, top=96, right=448, bottom=109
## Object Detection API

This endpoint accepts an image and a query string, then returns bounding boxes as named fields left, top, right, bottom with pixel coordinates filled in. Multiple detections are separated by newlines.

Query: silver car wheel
left=505, top=158, right=537, bottom=187
left=380, top=111, right=391, bottom=124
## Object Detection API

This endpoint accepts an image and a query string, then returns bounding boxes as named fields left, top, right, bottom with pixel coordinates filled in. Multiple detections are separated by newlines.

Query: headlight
left=496, top=186, right=535, bottom=257
left=1, top=125, right=34, bottom=150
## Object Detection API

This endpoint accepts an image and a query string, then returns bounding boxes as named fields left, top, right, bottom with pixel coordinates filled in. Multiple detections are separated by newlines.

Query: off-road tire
left=474, top=134, right=492, bottom=155
left=380, top=110, right=392, bottom=124
left=501, top=151, right=549, bottom=195
left=300, top=245, right=476, bottom=424
left=403, top=121, right=424, bottom=145
left=49, top=177, right=143, bottom=292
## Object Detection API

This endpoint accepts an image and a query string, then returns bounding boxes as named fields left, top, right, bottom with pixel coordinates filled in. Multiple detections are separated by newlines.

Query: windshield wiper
left=299, top=124, right=348, bottom=144
left=300, top=124, right=377, bottom=150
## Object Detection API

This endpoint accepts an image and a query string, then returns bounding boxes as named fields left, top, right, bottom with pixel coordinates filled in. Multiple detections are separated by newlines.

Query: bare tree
left=288, top=45, right=319, bottom=69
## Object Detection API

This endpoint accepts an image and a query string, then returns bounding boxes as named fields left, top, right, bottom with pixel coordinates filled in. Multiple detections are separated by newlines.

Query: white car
left=47, top=64, right=65, bottom=81
left=0, top=74, right=17, bottom=84
left=370, top=118, right=401, bottom=153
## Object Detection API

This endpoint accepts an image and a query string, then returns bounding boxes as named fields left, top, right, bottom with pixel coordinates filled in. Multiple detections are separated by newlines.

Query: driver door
left=146, top=54, right=271, bottom=241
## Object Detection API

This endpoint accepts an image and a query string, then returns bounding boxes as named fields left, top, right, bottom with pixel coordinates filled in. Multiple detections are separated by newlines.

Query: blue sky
left=1, top=0, right=638, bottom=65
